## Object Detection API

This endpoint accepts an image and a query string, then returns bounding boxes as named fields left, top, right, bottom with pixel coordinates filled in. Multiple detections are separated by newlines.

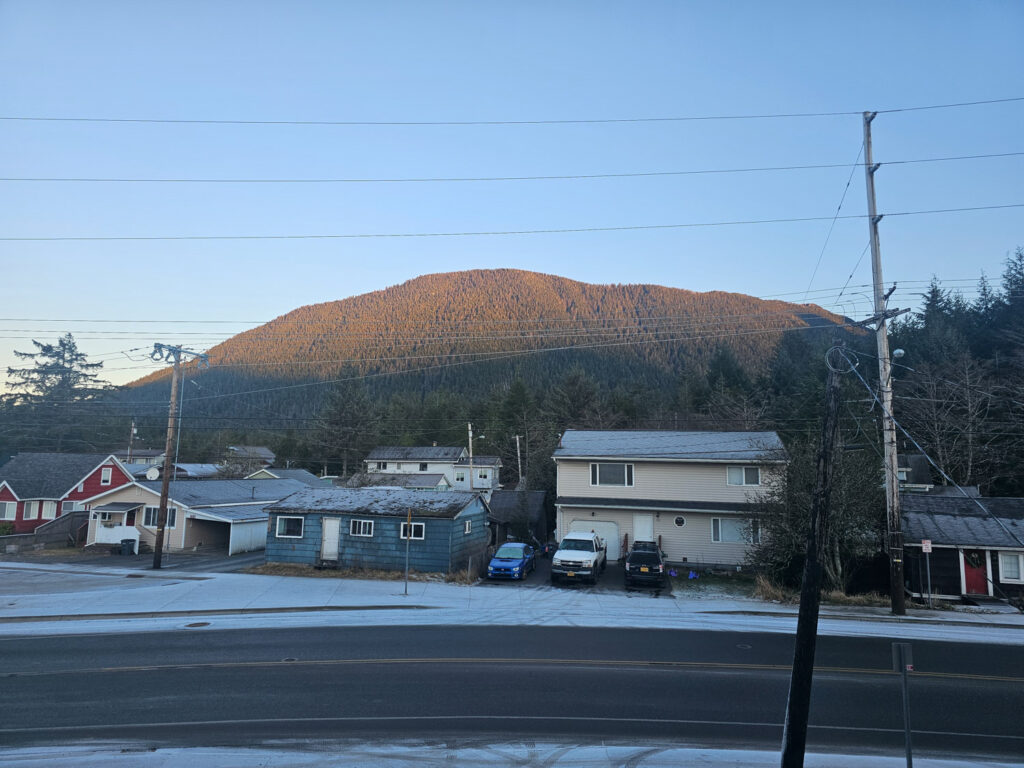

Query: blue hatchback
left=487, top=542, right=536, bottom=581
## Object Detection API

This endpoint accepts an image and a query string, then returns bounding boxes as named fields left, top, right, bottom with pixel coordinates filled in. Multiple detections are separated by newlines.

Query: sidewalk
left=2, top=560, right=1022, bottom=641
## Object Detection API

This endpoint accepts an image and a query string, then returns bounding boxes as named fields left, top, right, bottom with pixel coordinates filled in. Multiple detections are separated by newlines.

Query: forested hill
left=129, top=270, right=846, bottom=409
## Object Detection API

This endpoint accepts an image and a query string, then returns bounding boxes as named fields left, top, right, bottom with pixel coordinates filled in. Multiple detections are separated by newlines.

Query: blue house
left=265, top=487, right=491, bottom=574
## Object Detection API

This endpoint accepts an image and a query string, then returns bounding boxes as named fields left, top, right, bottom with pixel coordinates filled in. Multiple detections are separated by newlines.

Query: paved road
left=2, top=625, right=1021, bottom=760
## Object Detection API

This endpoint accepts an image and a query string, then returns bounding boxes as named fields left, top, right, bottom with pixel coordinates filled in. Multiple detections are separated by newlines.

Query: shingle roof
left=487, top=490, right=546, bottom=524
left=901, top=494, right=1024, bottom=549
left=267, top=487, right=480, bottom=518
left=227, top=445, right=276, bottom=461
left=138, top=478, right=309, bottom=508
left=553, top=430, right=785, bottom=462
left=361, top=473, right=449, bottom=488
left=366, top=446, right=466, bottom=461
left=248, top=468, right=325, bottom=486
left=455, top=456, right=502, bottom=467
left=0, top=453, right=113, bottom=499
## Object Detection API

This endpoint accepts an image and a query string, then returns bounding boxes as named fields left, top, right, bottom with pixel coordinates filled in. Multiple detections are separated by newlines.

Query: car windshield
left=559, top=539, right=595, bottom=552
left=495, top=546, right=524, bottom=558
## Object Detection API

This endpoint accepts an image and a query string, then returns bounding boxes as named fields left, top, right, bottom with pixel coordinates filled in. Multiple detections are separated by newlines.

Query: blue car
left=487, top=543, right=536, bottom=581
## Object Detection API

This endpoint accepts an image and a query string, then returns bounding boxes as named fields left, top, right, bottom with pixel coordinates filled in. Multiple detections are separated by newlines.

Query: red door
left=963, top=550, right=988, bottom=594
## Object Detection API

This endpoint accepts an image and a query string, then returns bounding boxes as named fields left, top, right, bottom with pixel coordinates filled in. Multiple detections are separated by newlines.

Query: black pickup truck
left=623, top=543, right=667, bottom=588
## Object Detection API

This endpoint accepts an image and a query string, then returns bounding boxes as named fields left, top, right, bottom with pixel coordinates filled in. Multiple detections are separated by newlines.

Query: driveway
left=480, top=556, right=673, bottom=598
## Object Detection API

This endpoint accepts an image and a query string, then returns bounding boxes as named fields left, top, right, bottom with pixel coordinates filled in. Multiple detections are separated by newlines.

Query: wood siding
left=556, top=459, right=778, bottom=504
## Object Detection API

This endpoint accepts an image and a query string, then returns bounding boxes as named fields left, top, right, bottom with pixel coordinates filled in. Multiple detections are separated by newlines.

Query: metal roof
left=227, top=445, right=276, bottom=461
left=138, top=478, right=309, bottom=507
left=93, top=501, right=144, bottom=513
left=366, top=446, right=466, bottom=462
left=0, top=453, right=115, bottom=499
left=267, top=487, right=481, bottom=518
left=247, top=468, right=326, bottom=486
left=553, top=430, right=785, bottom=462
left=902, top=494, right=1024, bottom=549
left=190, top=504, right=271, bottom=523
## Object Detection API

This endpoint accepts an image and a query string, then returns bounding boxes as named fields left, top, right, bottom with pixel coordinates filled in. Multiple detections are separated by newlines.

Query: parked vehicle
left=487, top=542, right=536, bottom=580
left=624, top=546, right=667, bottom=588
left=630, top=540, right=660, bottom=554
left=550, top=531, right=606, bottom=585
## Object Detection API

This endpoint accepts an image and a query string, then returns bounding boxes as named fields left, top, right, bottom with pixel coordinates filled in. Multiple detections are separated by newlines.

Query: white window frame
left=42, top=501, right=57, bottom=520
left=350, top=519, right=374, bottom=537
left=712, top=517, right=760, bottom=544
left=464, top=519, right=472, bottom=535
left=478, top=469, right=488, bottom=479
left=727, top=466, right=761, bottom=486
left=77, top=482, right=84, bottom=493
left=143, top=506, right=177, bottom=528
left=419, top=463, right=428, bottom=472
left=0, top=501, right=15, bottom=521
left=455, top=471, right=466, bottom=483
left=275, top=516, right=304, bottom=539
left=999, top=552, right=1024, bottom=583
left=23, top=501, right=39, bottom=520
left=400, top=522, right=425, bottom=540
left=589, top=462, right=634, bottom=487
left=376, top=461, right=387, bottom=470
left=100, top=467, right=113, bottom=486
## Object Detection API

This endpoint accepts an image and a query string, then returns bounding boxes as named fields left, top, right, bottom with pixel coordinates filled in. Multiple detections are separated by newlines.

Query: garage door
left=569, top=519, right=621, bottom=561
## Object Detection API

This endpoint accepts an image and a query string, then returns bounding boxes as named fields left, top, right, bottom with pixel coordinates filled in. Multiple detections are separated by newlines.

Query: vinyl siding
left=556, top=506, right=755, bottom=567
left=556, top=459, right=777, bottom=503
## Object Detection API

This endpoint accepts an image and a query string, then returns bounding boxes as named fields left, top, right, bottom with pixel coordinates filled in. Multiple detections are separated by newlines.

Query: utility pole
left=127, top=418, right=136, bottom=463
left=863, top=111, right=906, bottom=616
left=467, top=422, right=474, bottom=491
left=149, top=344, right=208, bottom=570
left=515, top=434, right=523, bottom=487
left=780, top=343, right=844, bottom=768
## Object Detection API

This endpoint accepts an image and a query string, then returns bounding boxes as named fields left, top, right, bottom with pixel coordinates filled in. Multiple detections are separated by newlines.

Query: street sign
left=921, top=539, right=932, bottom=553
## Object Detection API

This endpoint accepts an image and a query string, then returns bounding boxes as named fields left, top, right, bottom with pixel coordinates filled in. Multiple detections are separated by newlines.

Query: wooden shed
left=265, top=487, right=491, bottom=575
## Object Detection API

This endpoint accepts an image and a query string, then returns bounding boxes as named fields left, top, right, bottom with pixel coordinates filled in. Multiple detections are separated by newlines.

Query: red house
left=0, top=453, right=133, bottom=535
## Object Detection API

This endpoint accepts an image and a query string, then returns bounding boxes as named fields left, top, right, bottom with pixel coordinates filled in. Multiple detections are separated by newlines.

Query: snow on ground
left=1, top=741, right=1021, bottom=768
left=0, top=561, right=1022, bottom=643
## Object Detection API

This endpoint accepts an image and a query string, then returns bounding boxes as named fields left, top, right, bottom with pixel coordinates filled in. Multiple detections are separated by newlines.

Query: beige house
left=553, top=430, right=785, bottom=565
left=82, top=478, right=310, bottom=556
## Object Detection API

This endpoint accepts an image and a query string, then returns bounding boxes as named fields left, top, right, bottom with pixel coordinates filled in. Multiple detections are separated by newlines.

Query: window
left=674, top=516, right=686, bottom=527
left=376, top=461, right=387, bottom=470
left=590, top=463, right=634, bottom=486
left=455, top=471, right=466, bottom=483
left=0, top=502, right=14, bottom=521
left=62, top=501, right=75, bottom=514
left=419, top=463, right=428, bottom=472
left=727, top=466, right=761, bottom=486
left=77, top=483, right=84, bottom=493
left=396, top=463, right=403, bottom=470
left=350, top=519, right=374, bottom=537
left=42, top=501, right=57, bottom=520
left=712, top=517, right=760, bottom=544
left=400, top=522, right=425, bottom=540
left=275, top=516, right=304, bottom=538
left=478, top=469, right=488, bottom=479
left=999, top=552, right=1023, bottom=583
left=464, top=520, right=472, bottom=535
left=23, top=501, right=39, bottom=520
left=897, top=469, right=909, bottom=482
left=143, top=506, right=177, bottom=528
left=101, top=467, right=112, bottom=486
left=94, top=511, right=111, bottom=522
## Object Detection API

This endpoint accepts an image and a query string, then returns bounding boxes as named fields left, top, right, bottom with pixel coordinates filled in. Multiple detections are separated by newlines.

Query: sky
left=1, top=1, right=1021, bottom=387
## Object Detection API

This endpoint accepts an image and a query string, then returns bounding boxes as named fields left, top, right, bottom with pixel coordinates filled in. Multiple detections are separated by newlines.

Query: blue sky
left=1, top=1, right=1021, bottom=387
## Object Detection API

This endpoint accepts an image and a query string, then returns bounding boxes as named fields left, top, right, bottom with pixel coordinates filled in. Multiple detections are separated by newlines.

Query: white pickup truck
left=550, top=531, right=607, bottom=585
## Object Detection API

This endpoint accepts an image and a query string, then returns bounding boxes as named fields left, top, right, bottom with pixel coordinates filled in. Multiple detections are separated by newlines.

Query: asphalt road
left=2, top=625, right=1022, bottom=760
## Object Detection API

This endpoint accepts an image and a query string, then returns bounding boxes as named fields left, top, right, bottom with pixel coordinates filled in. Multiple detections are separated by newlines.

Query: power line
left=1, top=97, right=1020, bottom=127
left=3, top=152, right=1020, bottom=184
left=3, top=204, right=1020, bottom=242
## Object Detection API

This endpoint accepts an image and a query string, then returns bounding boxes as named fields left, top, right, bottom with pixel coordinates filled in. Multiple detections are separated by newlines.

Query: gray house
left=265, top=488, right=491, bottom=574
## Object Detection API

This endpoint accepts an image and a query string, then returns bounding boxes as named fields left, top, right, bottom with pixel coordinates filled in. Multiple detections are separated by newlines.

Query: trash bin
left=120, top=539, right=135, bottom=556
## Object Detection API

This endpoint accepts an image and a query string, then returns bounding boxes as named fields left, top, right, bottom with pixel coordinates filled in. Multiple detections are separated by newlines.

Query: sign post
left=921, top=540, right=933, bottom=608
left=892, top=642, right=914, bottom=768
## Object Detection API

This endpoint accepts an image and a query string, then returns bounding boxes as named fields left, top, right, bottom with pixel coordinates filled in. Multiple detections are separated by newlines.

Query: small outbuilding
left=265, top=487, right=491, bottom=574
left=902, top=493, right=1024, bottom=604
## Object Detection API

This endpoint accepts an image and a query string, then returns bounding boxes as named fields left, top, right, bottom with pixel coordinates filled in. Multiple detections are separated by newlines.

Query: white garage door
left=569, top=519, right=621, bottom=561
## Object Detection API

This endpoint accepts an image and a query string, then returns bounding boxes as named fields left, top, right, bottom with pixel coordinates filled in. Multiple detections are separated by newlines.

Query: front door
left=633, top=513, right=655, bottom=544
left=126, top=510, right=136, bottom=526
left=321, top=517, right=341, bottom=561
left=963, top=549, right=989, bottom=594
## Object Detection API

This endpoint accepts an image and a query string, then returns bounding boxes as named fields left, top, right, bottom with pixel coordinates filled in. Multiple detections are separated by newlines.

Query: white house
left=552, top=430, right=785, bottom=565
left=363, top=446, right=502, bottom=493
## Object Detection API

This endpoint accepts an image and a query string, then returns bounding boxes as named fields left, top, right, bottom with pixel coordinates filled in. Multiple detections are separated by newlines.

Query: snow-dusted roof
left=553, top=430, right=785, bottom=462
left=366, top=446, right=466, bottom=461
left=902, top=494, right=1024, bottom=549
left=138, top=478, right=309, bottom=507
left=0, top=453, right=115, bottom=499
left=267, top=487, right=481, bottom=518
left=190, top=504, right=272, bottom=523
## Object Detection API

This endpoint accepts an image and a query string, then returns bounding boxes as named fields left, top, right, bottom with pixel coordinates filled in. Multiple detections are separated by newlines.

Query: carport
left=187, top=504, right=269, bottom=556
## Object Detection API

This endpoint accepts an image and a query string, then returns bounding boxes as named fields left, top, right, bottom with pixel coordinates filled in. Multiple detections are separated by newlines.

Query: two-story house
left=363, top=446, right=502, bottom=494
left=552, top=430, right=785, bottom=565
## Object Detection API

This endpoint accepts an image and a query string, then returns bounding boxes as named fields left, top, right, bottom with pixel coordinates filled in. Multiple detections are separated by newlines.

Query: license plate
left=567, top=571, right=575, bottom=577
left=640, top=567, right=649, bottom=573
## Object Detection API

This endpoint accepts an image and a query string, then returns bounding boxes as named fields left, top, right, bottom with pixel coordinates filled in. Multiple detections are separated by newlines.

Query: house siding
left=557, top=506, right=753, bottom=567
left=556, top=460, right=778, bottom=504
left=64, top=461, right=132, bottom=508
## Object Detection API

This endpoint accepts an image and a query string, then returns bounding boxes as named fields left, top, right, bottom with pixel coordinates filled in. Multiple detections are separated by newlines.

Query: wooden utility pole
left=863, top=111, right=906, bottom=615
left=149, top=343, right=209, bottom=570
left=467, top=422, right=474, bottom=491
left=780, top=344, right=844, bottom=768
left=127, top=418, right=136, bottom=463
